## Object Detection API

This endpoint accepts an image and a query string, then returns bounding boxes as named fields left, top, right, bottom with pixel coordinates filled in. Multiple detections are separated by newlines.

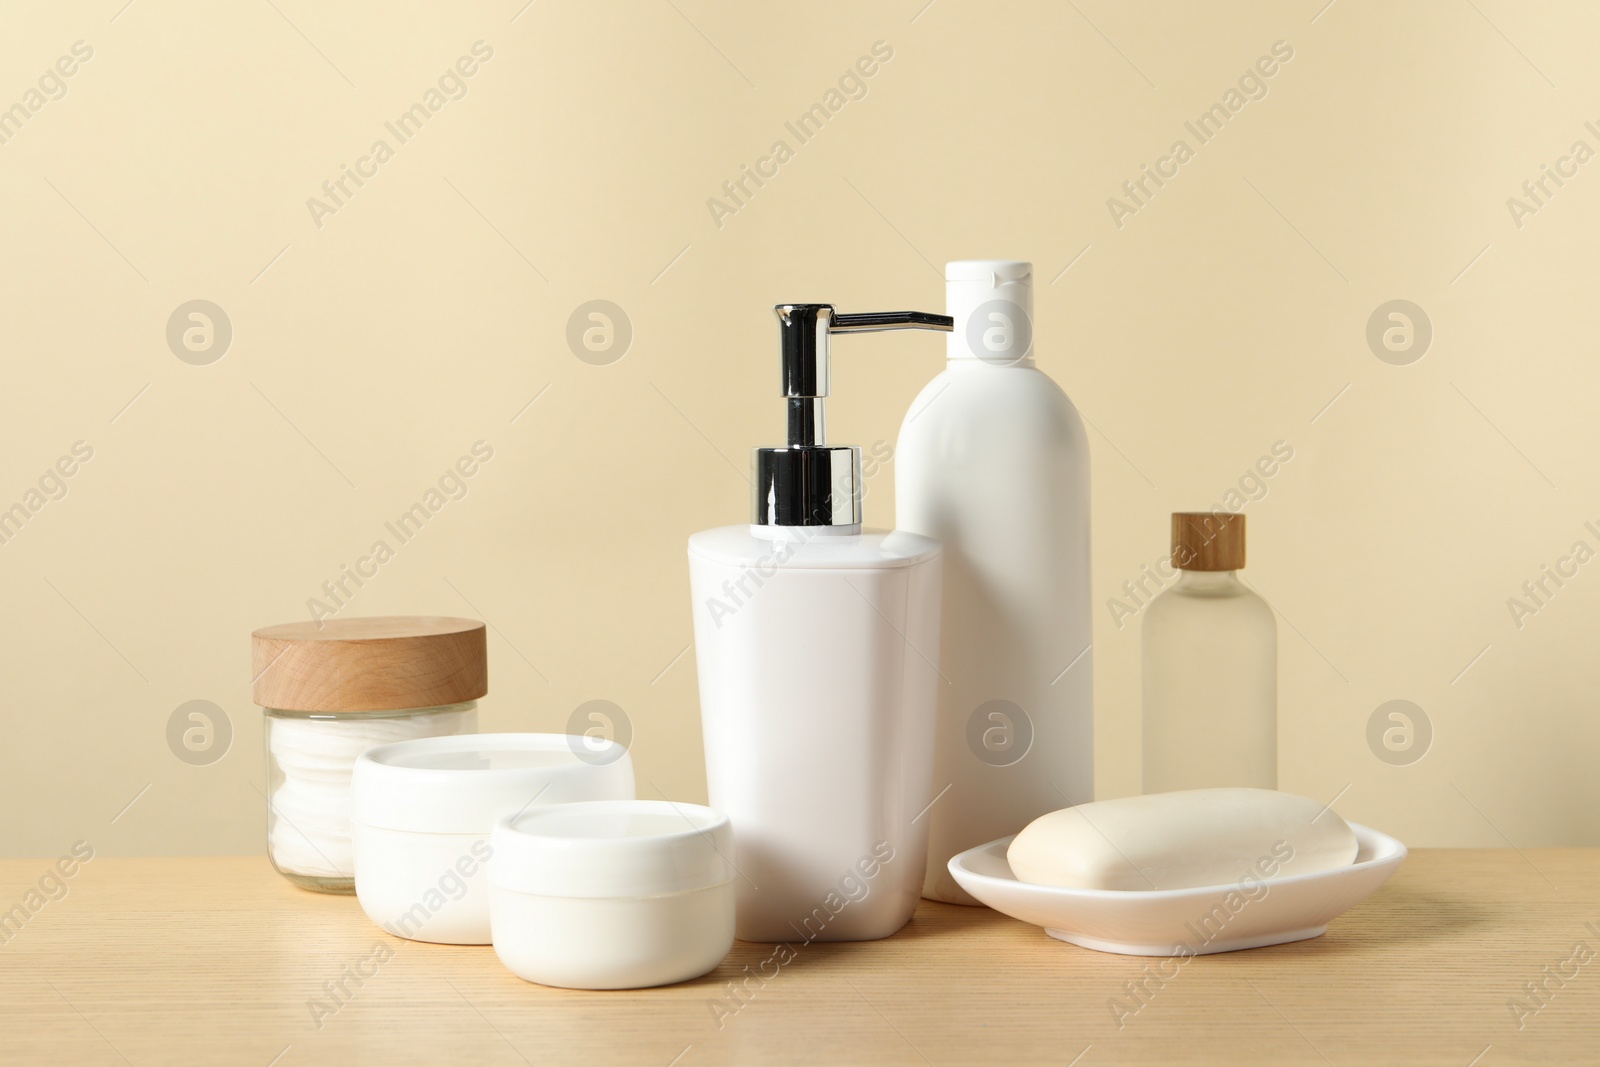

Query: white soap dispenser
left=689, top=303, right=948, bottom=943
left=896, top=260, right=1095, bottom=904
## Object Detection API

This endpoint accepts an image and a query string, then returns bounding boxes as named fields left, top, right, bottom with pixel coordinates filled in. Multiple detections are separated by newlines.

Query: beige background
left=2, top=0, right=1596, bottom=857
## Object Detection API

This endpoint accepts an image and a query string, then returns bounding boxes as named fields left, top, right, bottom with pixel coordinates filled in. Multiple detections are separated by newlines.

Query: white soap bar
left=1006, top=788, right=1358, bottom=892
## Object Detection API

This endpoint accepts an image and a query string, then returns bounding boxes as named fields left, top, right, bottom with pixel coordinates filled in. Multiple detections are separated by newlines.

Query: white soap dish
left=948, top=822, right=1406, bottom=956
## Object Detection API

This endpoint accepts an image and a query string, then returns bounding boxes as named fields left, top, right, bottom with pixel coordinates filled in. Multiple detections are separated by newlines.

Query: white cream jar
left=489, top=801, right=734, bottom=989
left=350, top=733, right=634, bottom=944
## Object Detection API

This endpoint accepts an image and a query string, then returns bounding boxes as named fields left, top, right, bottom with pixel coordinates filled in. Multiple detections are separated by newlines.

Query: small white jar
left=489, top=801, right=735, bottom=989
left=350, top=733, right=635, bottom=945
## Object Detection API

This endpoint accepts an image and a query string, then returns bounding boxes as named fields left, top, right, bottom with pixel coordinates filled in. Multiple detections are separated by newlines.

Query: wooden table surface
left=2, top=851, right=1597, bottom=1065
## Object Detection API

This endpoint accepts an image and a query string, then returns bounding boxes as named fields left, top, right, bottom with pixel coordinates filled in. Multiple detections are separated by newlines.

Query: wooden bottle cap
left=251, top=616, right=488, bottom=712
left=1171, top=512, right=1246, bottom=571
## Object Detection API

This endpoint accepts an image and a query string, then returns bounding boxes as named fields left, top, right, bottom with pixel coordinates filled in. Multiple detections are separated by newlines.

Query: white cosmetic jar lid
left=351, top=733, right=636, bottom=834
left=489, top=800, right=733, bottom=898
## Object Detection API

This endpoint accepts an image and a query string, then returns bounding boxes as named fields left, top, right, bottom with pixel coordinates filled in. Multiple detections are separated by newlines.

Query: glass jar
left=252, top=616, right=489, bottom=893
left=264, top=703, right=477, bottom=892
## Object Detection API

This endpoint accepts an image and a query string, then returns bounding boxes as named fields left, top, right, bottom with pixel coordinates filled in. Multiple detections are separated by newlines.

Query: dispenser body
left=896, top=261, right=1094, bottom=904
left=688, top=526, right=941, bottom=942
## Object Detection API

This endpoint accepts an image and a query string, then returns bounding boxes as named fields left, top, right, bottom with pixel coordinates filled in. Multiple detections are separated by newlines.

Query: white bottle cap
left=945, top=259, right=1033, bottom=363
left=490, top=800, right=733, bottom=898
left=352, top=733, right=636, bottom=834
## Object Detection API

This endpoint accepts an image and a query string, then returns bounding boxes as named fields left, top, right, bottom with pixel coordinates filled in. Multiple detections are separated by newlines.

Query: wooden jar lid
left=1171, top=512, right=1245, bottom=571
left=251, top=616, right=488, bottom=712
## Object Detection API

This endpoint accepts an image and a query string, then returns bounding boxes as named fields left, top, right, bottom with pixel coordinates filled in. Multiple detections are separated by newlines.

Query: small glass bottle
left=1141, top=513, right=1277, bottom=793
left=252, top=617, right=486, bottom=892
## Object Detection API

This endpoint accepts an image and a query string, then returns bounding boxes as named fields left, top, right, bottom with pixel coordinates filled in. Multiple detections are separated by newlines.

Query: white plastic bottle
left=895, top=261, right=1094, bottom=904
left=690, top=303, right=948, bottom=942
left=1142, top=512, right=1277, bottom=793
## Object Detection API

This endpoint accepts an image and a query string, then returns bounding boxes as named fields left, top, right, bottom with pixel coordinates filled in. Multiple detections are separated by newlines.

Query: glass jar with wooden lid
left=251, top=616, right=487, bottom=893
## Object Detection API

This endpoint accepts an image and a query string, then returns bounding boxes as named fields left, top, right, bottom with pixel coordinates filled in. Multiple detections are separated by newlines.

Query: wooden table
left=2, top=851, right=1596, bottom=1065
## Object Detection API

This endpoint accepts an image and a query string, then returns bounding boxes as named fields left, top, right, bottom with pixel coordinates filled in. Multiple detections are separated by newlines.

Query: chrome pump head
left=754, top=304, right=953, bottom=527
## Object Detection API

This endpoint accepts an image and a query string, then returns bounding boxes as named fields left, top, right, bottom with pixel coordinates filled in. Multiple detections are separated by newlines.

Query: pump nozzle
left=757, top=304, right=952, bottom=528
